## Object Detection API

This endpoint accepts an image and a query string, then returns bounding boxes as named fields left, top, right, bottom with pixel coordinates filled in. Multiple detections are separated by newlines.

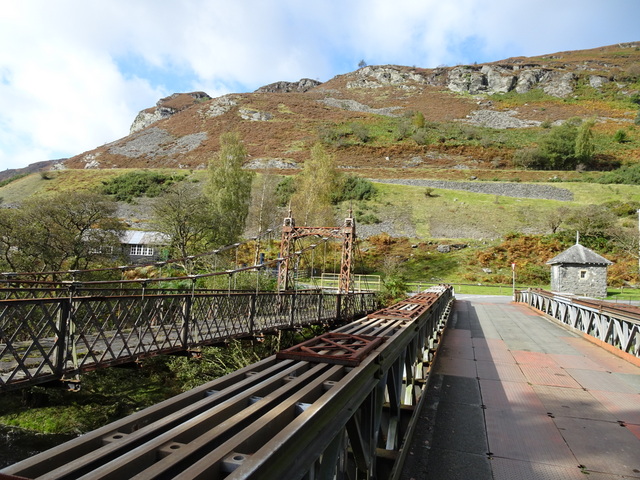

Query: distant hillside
left=55, top=42, right=639, bottom=179
left=0, top=160, right=59, bottom=183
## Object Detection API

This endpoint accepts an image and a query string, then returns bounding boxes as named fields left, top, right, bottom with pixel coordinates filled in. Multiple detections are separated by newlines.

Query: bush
left=603, top=200, right=640, bottom=217
left=411, top=128, right=431, bottom=146
left=102, top=171, right=186, bottom=202
left=394, top=117, right=414, bottom=140
left=513, top=147, right=548, bottom=169
left=332, top=175, right=377, bottom=203
left=351, top=123, right=371, bottom=143
left=356, top=212, right=381, bottom=224
left=614, top=129, right=629, bottom=143
left=275, top=176, right=296, bottom=207
left=539, top=119, right=580, bottom=169
left=596, top=163, right=640, bottom=185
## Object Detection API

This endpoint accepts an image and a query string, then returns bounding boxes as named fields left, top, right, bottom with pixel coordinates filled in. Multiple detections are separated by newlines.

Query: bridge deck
left=401, top=295, right=640, bottom=480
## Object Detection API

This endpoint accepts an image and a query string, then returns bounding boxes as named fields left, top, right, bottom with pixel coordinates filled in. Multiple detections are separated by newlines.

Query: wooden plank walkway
left=401, top=295, right=640, bottom=480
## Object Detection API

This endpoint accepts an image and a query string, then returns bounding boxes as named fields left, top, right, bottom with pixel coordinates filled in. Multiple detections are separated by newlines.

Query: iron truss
left=1, top=285, right=453, bottom=480
left=516, top=288, right=640, bottom=360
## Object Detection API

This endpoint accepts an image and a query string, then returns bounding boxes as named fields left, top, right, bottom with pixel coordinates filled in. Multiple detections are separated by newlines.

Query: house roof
left=120, top=230, right=170, bottom=245
left=546, top=243, right=613, bottom=266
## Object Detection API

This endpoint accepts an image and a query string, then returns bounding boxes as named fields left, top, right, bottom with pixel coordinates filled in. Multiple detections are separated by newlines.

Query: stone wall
left=550, top=264, right=608, bottom=298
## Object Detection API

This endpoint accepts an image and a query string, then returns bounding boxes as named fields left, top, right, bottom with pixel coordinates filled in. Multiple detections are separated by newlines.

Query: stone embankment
left=373, top=179, right=574, bottom=201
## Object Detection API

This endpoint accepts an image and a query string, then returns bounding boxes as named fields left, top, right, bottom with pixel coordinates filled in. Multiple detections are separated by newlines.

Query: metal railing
left=0, top=290, right=378, bottom=392
left=516, top=288, right=640, bottom=359
left=1, top=286, right=453, bottom=480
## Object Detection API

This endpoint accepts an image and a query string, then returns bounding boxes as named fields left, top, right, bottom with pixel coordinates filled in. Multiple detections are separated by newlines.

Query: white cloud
left=0, top=0, right=638, bottom=171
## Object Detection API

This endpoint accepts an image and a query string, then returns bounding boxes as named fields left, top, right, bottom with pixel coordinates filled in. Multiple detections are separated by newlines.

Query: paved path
left=402, top=295, right=640, bottom=479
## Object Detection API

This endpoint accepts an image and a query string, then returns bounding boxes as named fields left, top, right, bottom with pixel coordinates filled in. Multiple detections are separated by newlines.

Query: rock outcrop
left=445, top=64, right=583, bottom=98
left=130, top=92, right=211, bottom=133
left=347, top=65, right=427, bottom=89
left=254, top=78, right=321, bottom=93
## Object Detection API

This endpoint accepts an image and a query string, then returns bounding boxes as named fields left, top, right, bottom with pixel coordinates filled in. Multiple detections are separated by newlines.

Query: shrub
left=412, top=111, right=425, bottom=129
left=411, top=128, right=431, bottom=146
left=596, top=163, right=640, bottom=185
left=356, top=212, right=381, bottom=224
left=102, top=171, right=186, bottom=202
left=351, top=123, right=371, bottom=143
left=513, top=147, right=548, bottom=169
left=394, top=117, right=413, bottom=140
left=613, top=129, right=629, bottom=143
left=275, top=176, right=296, bottom=207
left=539, top=119, right=580, bottom=169
left=332, top=175, right=377, bottom=203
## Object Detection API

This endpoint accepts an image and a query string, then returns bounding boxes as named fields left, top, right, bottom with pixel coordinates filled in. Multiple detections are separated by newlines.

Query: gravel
left=372, top=179, right=574, bottom=201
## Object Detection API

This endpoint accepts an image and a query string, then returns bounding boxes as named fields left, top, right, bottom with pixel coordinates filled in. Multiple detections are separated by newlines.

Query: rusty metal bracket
left=276, top=332, right=385, bottom=366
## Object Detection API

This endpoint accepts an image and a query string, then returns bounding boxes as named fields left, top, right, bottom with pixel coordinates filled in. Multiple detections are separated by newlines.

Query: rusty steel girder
left=276, top=332, right=385, bottom=366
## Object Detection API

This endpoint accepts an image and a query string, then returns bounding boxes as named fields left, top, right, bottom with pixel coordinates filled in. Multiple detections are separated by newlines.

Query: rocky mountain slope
left=51, top=42, right=639, bottom=177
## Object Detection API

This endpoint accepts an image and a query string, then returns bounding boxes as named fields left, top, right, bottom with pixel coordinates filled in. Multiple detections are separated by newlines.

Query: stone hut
left=546, top=243, right=613, bottom=298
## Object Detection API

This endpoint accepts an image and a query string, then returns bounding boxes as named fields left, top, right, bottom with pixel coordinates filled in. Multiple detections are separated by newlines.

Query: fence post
left=317, top=291, right=323, bottom=323
left=289, top=292, right=296, bottom=328
left=249, top=293, right=257, bottom=333
left=336, top=294, right=342, bottom=323
left=181, top=295, right=192, bottom=349
left=54, top=298, right=70, bottom=378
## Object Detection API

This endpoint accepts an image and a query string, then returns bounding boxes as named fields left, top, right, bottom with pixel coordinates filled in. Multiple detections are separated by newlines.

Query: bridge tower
left=278, top=211, right=355, bottom=293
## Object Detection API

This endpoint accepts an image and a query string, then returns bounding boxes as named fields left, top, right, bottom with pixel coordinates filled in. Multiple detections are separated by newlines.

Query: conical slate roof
left=547, top=243, right=612, bottom=266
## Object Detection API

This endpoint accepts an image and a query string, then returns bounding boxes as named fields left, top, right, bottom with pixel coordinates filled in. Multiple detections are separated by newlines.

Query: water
left=0, top=425, right=76, bottom=469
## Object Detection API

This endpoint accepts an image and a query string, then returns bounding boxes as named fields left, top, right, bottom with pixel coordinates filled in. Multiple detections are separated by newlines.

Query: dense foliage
left=101, top=171, right=186, bottom=202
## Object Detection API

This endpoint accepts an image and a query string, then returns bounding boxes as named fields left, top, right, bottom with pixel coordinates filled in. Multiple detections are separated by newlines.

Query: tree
left=539, top=118, right=580, bottom=170
left=563, top=205, right=615, bottom=240
left=153, top=182, right=213, bottom=266
left=291, top=143, right=341, bottom=226
left=0, top=192, right=123, bottom=274
left=358, top=59, right=367, bottom=68
left=205, top=132, right=255, bottom=246
left=247, top=174, right=282, bottom=236
left=545, top=206, right=570, bottom=234
left=575, top=119, right=595, bottom=164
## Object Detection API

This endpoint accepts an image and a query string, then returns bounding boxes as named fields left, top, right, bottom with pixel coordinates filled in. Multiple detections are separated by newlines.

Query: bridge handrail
left=515, top=288, right=640, bottom=359
left=0, top=290, right=378, bottom=392
left=2, top=286, right=453, bottom=480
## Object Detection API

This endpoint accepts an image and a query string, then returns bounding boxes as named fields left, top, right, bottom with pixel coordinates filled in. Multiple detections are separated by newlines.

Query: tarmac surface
left=401, top=295, right=640, bottom=480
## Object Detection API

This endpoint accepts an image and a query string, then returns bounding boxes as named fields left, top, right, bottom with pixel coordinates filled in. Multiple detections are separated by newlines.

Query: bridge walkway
left=401, top=295, right=640, bottom=480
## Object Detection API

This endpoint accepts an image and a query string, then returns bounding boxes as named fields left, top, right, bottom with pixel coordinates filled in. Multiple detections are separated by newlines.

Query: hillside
left=2, top=42, right=640, bottom=285
left=53, top=42, right=640, bottom=178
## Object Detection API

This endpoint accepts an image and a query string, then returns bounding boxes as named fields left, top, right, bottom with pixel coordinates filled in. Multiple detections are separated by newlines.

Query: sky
left=0, top=1, right=639, bottom=171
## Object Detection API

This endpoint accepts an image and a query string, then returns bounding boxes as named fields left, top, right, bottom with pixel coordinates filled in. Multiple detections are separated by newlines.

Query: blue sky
left=0, top=0, right=639, bottom=171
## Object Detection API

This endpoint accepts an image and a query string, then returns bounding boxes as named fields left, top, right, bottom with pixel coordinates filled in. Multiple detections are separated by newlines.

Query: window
left=130, top=244, right=154, bottom=256
left=579, top=270, right=587, bottom=279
